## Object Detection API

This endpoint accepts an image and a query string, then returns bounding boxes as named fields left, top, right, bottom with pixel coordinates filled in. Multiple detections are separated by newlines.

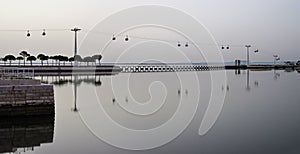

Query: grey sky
left=0, top=0, right=299, bottom=62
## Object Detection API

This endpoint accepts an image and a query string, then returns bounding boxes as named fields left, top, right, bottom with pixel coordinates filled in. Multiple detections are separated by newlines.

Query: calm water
left=2, top=70, right=300, bottom=154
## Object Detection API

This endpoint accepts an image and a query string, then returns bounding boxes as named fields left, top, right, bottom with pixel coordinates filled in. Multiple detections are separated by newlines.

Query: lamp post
left=245, top=45, right=251, bottom=66
left=71, top=27, right=81, bottom=57
left=71, top=27, right=80, bottom=112
left=273, top=55, right=280, bottom=66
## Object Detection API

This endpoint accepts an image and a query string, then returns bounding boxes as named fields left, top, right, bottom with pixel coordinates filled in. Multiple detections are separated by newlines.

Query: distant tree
left=63, top=56, right=69, bottom=66
left=50, top=55, right=60, bottom=66
left=74, top=55, right=82, bottom=66
left=49, top=56, right=56, bottom=66
left=51, top=55, right=67, bottom=66
left=19, top=51, right=30, bottom=66
left=37, top=54, right=45, bottom=66
left=37, top=54, right=45, bottom=59
left=53, top=55, right=61, bottom=66
left=16, top=56, right=24, bottom=66
left=284, top=61, right=295, bottom=66
left=4, top=55, right=16, bottom=66
left=27, top=56, right=36, bottom=66
left=37, top=54, right=49, bottom=66
left=57, top=55, right=68, bottom=66
left=83, top=56, right=95, bottom=66
left=74, top=55, right=82, bottom=61
left=69, top=57, right=74, bottom=66
left=1, top=57, right=7, bottom=65
left=92, top=54, right=102, bottom=65
left=42, top=55, right=49, bottom=65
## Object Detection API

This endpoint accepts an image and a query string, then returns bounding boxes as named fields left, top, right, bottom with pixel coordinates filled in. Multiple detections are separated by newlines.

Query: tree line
left=0, top=51, right=102, bottom=66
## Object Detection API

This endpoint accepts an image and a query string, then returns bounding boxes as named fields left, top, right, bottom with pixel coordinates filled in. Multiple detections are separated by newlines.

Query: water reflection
left=37, top=68, right=297, bottom=119
left=246, top=70, right=251, bottom=91
left=29, top=70, right=300, bottom=153
left=0, top=116, right=54, bottom=153
left=77, top=72, right=200, bottom=136
left=221, top=85, right=230, bottom=92
left=39, top=75, right=102, bottom=86
left=233, top=67, right=300, bottom=92
left=254, top=80, right=259, bottom=87
left=38, top=75, right=103, bottom=112
left=72, top=75, right=79, bottom=112
left=274, top=70, right=280, bottom=80
left=234, top=70, right=260, bottom=91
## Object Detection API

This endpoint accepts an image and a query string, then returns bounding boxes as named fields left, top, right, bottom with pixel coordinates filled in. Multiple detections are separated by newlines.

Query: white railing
left=0, top=67, right=34, bottom=79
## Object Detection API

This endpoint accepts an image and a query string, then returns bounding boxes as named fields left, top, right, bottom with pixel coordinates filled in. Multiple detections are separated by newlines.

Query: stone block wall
left=0, top=84, right=54, bottom=116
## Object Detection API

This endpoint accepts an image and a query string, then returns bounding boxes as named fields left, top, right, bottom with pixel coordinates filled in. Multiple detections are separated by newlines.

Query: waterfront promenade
left=1, top=63, right=300, bottom=75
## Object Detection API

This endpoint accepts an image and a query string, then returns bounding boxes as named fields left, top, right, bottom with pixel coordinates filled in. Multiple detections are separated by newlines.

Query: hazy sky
left=0, top=0, right=299, bottom=62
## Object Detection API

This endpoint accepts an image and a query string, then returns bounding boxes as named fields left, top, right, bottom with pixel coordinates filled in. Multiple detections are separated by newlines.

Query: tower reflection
left=38, top=75, right=104, bottom=112
left=72, top=75, right=79, bottom=112
left=234, top=69, right=260, bottom=92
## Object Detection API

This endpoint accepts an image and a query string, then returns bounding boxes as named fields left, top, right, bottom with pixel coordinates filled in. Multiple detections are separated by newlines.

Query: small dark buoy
left=26, top=30, right=30, bottom=37
left=125, top=97, right=128, bottom=103
left=112, top=98, right=116, bottom=103
left=226, top=45, right=229, bottom=49
left=178, top=89, right=181, bottom=95
left=42, top=29, right=46, bottom=36
left=124, top=35, right=129, bottom=41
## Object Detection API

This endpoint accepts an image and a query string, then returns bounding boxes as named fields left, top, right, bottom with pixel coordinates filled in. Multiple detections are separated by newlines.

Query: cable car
left=185, top=42, right=189, bottom=47
left=42, top=29, right=46, bottom=36
left=177, top=42, right=181, bottom=47
left=26, top=30, right=30, bottom=37
left=124, top=35, right=129, bottom=41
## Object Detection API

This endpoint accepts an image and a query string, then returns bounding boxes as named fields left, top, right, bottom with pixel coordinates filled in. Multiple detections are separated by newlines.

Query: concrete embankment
left=1, top=64, right=299, bottom=75
left=225, top=65, right=300, bottom=70
left=0, top=79, right=54, bottom=116
left=0, top=65, right=122, bottom=76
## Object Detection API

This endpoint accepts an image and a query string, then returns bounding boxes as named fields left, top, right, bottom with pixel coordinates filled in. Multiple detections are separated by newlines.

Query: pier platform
left=117, top=64, right=224, bottom=73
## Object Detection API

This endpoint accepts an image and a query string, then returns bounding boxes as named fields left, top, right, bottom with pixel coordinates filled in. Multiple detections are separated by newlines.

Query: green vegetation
left=4, top=55, right=16, bottom=65
left=83, top=56, right=94, bottom=66
left=27, top=56, right=37, bottom=66
left=19, top=51, right=30, bottom=66
left=92, top=54, right=102, bottom=65
left=37, top=54, right=49, bottom=66
left=16, top=56, right=24, bottom=66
